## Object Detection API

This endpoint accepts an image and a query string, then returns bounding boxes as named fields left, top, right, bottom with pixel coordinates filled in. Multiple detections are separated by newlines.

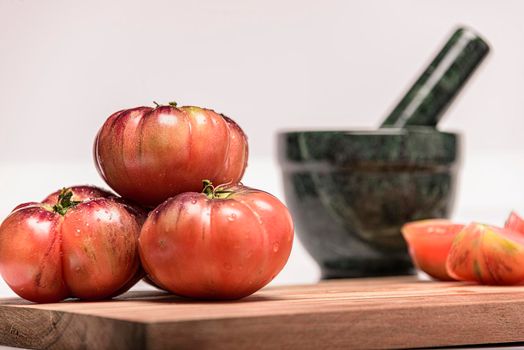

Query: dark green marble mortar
left=277, top=27, right=488, bottom=279
left=278, top=129, right=460, bottom=278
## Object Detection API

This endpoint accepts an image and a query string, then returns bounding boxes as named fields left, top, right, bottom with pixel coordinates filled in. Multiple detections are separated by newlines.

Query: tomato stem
left=202, top=180, right=215, bottom=198
left=201, top=180, right=234, bottom=199
left=152, top=101, right=178, bottom=108
left=53, top=188, right=82, bottom=215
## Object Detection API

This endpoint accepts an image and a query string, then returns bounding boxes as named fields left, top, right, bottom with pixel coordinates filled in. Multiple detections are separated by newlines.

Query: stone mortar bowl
left=277, top=128, right=460, bottom=279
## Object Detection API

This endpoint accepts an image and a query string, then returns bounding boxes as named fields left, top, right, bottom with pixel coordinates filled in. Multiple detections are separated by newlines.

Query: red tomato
left=446, top=222, right=524, bottom=285
left=139, top=181, right=294, bottom=299
left=94, top=103, right=249, bottom=206
left=505, top=211, right=524, bottom=234
left=0, top=186, right=145, bottom=302
left=401, top=219, right=464, bottom=281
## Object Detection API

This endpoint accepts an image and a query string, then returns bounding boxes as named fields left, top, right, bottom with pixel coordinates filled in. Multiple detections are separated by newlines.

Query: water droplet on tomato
left=191, top=199, right=197, bottom=204
left=273, top=242, right=280, bottom=252
left=75, top=267, right=80, bottom=272
left=228, top=213, right=237, bottom=222
left=75, top=229, right=81, bottom=236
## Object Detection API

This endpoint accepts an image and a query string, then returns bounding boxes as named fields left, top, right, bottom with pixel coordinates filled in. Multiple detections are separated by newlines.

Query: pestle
left=278, top=26, right=491, bottom=279
left=380, top=27, right=490, bottom=128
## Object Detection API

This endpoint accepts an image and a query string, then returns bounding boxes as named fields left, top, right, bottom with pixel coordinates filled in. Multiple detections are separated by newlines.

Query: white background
left=1, top=0, right=524, bottom=298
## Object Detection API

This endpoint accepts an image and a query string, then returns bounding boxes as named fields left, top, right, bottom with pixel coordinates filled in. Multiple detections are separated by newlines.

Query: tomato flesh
left=401, top=219, right=464, bottom=281
left=446, top=223, right=524, bottom=285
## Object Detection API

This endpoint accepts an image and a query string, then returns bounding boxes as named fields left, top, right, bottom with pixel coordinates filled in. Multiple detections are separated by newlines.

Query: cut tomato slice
left=505, top=211, right=524, bottom=235
left=401, top=219, right=464, bottom=281
left=446, top=222, right=524, bottom=285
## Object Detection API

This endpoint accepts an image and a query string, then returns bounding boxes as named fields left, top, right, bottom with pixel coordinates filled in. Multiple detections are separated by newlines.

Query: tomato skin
left=42, top=186, right=113, bottom=204
left=139, top=185, right=294, bottom=299
left=446, top=223, right=524, bottom=285
left=0, top=186, right=145, bottom=303
left=0, top=208, right=68, bottom=303
left=94, top=105, right=249, bottom=207
left=401, top=219, right=464, bottom=281
left=505, top=211, right=524, bottom=235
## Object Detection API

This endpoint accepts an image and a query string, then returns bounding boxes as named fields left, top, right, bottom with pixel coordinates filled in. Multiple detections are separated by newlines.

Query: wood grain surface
left=1, top=276, right=524, bottom=349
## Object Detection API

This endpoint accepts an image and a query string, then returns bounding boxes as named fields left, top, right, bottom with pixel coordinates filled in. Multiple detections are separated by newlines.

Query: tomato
left=0, top=186, right=145, bottom=302
left=139, top=181, right=294, bottom=299
left=94, top=102, right=249, bottom=207
left=446, top=223, right=524, bottom=285
left=505, top=211, right=524, bottom=234
left=401, top=219, right=464, bottom=281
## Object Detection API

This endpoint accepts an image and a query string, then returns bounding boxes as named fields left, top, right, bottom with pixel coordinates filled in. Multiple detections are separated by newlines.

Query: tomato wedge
left=401, top=219, right=464, bottom=281
left=446, top=222, right=524, bottom=285
left=505, top=211, right=524, bottom=235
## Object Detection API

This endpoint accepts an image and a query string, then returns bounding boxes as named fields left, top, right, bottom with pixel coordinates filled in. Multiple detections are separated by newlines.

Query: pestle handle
left=380, top=27, right=490, bottom=128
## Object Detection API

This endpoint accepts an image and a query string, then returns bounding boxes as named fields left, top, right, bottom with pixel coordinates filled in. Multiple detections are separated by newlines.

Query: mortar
left=278, top=27, right=489, bottom=278
left=278, top=128, right=459, bottom=277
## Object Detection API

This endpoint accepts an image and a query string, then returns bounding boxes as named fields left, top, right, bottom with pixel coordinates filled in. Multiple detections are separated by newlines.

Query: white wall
left=2, top=0, right=524, bottom=162
left=1, top=0, right=524, bottom=295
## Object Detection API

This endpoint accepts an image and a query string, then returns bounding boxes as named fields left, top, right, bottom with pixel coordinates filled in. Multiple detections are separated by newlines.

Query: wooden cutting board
left=0, top=276, right=524, bottom=349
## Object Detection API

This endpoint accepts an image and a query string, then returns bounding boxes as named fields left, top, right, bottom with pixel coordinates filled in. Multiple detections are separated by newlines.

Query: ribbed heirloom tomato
left=94, top=102, right=248, bottom=206
left=139, top=181, right=294, bottom=299
left=0, top=186, right=145, bottom=303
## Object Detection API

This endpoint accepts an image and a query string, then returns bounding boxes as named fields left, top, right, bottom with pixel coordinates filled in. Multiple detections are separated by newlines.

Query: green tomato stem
left=201, top=180, right=234, bottom=200
left=52, top=188, right=81, bottom=215
left=152, top=101, right=178, bottom=108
